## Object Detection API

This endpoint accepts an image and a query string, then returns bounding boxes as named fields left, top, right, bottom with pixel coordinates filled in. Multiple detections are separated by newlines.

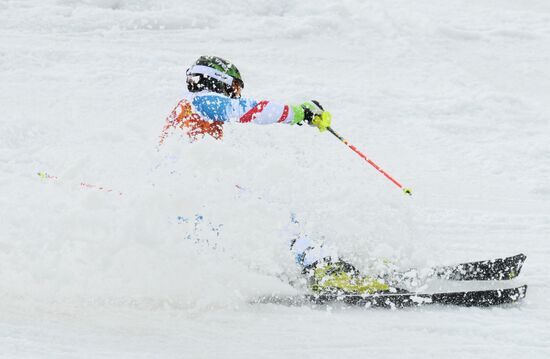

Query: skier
left=166, top=55, right=393, bottom=296
left=162, top=55, right=332, bottom=143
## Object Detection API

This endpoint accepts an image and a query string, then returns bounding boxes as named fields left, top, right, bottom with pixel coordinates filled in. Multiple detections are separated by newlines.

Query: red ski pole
left=327, top=126, right=412, bottom=196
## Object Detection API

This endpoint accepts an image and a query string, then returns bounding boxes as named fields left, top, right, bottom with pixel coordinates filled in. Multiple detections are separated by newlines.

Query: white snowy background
left=1, top=0, right=549, bottom=357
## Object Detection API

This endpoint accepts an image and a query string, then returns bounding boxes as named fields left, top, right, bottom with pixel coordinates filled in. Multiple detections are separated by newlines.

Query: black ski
left=431, top=253, right=526, bottom=281
left=320, top=285, right=527, bottom=308
left=253, top=285, right=527, bottom=308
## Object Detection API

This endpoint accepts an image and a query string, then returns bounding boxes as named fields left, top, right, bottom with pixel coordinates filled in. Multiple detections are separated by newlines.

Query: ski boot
left=304, top=258, right=402, bottom=302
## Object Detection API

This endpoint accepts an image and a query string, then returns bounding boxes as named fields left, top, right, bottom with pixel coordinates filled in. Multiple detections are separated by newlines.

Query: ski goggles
left=186, top=65, right=244, bottom=89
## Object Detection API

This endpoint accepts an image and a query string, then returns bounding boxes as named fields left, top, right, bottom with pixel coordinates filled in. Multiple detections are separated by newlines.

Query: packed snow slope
left=1, top=0, right=549, bottom=357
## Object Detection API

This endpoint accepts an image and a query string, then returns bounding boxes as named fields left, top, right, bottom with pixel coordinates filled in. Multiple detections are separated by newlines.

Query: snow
left=1, top=0, right=549, bottom=357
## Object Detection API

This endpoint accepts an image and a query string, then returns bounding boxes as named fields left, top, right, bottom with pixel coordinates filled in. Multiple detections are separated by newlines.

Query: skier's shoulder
left=187, top=90, right=257, bottom=110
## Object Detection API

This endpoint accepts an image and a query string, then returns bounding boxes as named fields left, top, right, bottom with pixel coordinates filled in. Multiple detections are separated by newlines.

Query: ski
left=430, top=253, right=526, bottom=281
left=253, top=285, right=527, bottom=308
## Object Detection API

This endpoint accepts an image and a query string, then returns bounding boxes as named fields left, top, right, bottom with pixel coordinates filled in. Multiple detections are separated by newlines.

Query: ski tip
left=520, top=284, right=528, bottom=293
left=516, top=284, right=528, bottom=301
left=508, top=254, right=527, bottom=280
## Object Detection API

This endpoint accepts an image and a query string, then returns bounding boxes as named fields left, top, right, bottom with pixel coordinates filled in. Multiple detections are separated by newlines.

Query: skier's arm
left=231, top=98, right=332, bottom=131
left=191, top=94, right=331, bottom=130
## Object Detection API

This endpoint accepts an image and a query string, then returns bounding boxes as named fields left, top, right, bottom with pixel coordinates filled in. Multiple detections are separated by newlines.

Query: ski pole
left=326, top=126, right=412, bottom=196
left=37, top=171, right=123, bottom=196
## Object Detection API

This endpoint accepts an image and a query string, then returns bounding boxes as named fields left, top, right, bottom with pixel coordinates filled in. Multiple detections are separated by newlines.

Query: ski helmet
left=186, top=56, right=244, bottom=99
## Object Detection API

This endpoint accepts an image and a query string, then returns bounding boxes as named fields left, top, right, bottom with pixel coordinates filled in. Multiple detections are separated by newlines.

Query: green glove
left=310, top=111, right=332, bottom=132
left=291, top=100, right=332, bottom=132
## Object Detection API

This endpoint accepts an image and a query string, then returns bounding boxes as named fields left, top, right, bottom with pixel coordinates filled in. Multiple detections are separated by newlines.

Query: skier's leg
left=290, top=237, right=391, bottom=294
left=304, top=258, right=391, bottom=295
